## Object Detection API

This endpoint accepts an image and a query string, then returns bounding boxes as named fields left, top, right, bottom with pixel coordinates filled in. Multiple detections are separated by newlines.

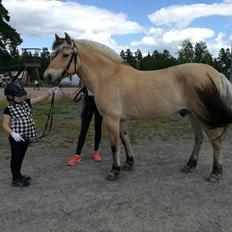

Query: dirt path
left=0, top=87, right=232, bottom=232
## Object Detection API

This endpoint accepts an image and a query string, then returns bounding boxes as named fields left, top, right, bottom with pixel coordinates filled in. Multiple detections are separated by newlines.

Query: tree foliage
left=178, top=40, right=194, bottom=63
left=119, top=40, right=231, bottom=78
left=0, top=0, right=22, bottom=72
left=194, top=41, right=213, bottom=65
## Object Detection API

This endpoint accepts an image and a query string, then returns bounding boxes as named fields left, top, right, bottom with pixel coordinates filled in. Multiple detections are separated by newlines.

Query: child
left=2, top=83, right=58, bottom=187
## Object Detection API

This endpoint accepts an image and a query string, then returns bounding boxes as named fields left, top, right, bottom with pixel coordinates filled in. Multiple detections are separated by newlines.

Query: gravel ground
left=0, top=87, right=232, bottom=232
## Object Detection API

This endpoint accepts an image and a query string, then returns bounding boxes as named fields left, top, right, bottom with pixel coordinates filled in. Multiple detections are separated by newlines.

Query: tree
left=151, top=49, right=177, bottom=70
left=0, top=0, right=22, bottom=72
left=134, top=49, right=142, bottom=70
left=178, top=40, right=194, bottom=63
left=120, top=50, right=126, bottom=62
left=140, top=52, right=153, bottom=70
left=194, top=41, right=213, bottom=64
left=124, top=48, right=136, bottom=67
left=162, top=49, right=178, bottom=68
left=217, top=48, right=231, bottom=77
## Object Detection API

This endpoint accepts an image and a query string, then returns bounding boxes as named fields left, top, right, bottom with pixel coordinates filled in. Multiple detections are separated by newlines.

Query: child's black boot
left=11, top=178, right=30, bottom=187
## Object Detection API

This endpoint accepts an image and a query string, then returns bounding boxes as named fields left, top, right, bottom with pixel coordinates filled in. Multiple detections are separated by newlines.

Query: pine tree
left=194, top=41, right=212, bottom=64
left=0, top=0, right=22, bottom=72
left=124, top=49, right=136, bottom=68
left=217, top=48, right=231, bottom=77
left=178, top=40, right=194, bottom=63
left=134, top=49, right=142, bottom=70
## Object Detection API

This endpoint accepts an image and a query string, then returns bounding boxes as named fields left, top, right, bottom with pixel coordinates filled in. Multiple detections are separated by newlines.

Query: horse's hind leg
left=105, top=116, right=121, bottom=181
left=182, top=115, right=204, bottom=173
left=204, top=128, right=223, bottom=183
left=120, top=120, right=134, bottom=171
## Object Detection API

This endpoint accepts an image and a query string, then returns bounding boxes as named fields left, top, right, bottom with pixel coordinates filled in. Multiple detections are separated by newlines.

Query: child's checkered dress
left=8, top=100, right=37, bottom=139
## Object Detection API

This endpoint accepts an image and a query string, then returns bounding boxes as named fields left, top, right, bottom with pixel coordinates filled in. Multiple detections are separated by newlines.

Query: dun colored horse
left=44, top=33, right=232, bottom=182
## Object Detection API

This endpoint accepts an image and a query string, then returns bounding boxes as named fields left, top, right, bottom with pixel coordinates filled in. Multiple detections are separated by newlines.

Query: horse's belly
left=124, top=104, right=179, bottom=120
left=121, top=86, right=185, bottom=120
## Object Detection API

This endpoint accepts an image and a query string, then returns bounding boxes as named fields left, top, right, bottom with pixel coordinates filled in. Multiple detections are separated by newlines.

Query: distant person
left=67, top=87, right=103, bottom=165
left=34, top=80, right=40, bottom=90
left=2, top=83, right=58, bottom=187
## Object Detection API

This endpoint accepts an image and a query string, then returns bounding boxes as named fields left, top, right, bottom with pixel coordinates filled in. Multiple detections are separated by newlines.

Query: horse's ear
left=55, top=33, right=60, bottom=41
left=65, top=32, right=72, bottom=45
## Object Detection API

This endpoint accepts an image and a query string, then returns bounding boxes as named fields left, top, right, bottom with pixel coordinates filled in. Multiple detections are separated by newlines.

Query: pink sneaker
left=92, top=151, right=101, bottom=162
left=68, top=154, right=81, bottom=166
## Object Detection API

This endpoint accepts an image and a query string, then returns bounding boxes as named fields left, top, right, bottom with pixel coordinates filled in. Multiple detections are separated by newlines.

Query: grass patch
left=0, top=98, right=192, bottom=150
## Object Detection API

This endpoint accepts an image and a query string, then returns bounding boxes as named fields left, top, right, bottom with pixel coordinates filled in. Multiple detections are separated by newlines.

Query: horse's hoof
left=105, top=173, right=118, bottom=181
left=122, top=163, right=133, bottom=171
left=206, top=174, right=221, bottom=183
left=181, top=165, right=192, bottom=173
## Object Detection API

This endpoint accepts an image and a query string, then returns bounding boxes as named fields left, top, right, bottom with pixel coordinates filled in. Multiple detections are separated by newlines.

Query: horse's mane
left=76, top=39, right=124, bottom=64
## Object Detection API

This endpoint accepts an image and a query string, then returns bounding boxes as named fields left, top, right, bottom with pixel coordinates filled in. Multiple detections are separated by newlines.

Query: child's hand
left=48, top=87, right=59, bottom=95
left=11, top=132, right=25, bottom=142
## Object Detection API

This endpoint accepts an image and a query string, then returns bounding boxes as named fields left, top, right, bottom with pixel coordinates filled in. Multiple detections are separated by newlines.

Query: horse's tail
left=194, top=73, right=232, bottom=128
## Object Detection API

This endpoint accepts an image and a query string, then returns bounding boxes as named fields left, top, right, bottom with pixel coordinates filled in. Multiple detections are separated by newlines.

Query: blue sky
left=3, top=0, right=232, bottom=56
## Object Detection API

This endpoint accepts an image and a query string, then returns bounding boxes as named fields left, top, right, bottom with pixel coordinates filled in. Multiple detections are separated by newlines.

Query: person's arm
left=30, top=87, right=59, bottom=106
left=2, top=114, right=25, bottom=141
left=2, top=114, right=13, bottom=136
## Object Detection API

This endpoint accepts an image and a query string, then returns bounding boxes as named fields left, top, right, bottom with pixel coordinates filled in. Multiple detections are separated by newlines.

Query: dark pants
left=75, top=96, right=103, bottom=155
left=9, top=136, right=29, bottom=180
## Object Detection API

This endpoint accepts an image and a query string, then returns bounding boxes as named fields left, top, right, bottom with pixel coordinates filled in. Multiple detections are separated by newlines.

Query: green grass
left=0, top=98, right=192, bottom=150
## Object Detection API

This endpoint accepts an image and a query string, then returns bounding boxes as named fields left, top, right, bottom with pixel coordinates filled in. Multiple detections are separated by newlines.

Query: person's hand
left=48, top=87, right=59, bottom=95
left=11, top=132, right=25, bottom=142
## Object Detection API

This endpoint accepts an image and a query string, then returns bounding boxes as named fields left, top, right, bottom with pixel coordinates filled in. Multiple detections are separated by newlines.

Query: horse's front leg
left=120, top=120, right=134, bottom=171
left=105, top=116, right=121, bottom=181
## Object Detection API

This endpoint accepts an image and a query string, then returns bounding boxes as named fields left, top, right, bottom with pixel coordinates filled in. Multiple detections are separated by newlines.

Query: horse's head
left=44, top=32, right=80, bottom=85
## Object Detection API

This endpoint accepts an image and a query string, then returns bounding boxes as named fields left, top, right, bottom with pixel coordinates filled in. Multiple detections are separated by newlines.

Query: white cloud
left=131, top=27, right=214, bottom=51
left=2, top=0, right=232, bottom=57
left=131, top=37, right=156, bottom=48
left=3, top=0, right=144, bottom=48
left=131, top=27, right=164, bottom=48
left=207, top=32, right=230, bottom=56
left=148, top=2, right=232, bottom=28
left=131, top=27, right=230, bottom=57
left=163, top=28, right=214, bottom=43
left=134, top=1, right=232, bottom=56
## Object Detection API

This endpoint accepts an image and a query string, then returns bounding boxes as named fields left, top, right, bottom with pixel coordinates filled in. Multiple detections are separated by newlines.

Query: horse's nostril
left=48, top=74, right=52, bottom=81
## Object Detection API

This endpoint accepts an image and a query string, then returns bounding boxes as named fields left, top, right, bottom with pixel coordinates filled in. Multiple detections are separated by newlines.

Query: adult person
left=67, top=87, right=103, bottom=165
left=34, top=80, right=40, bottom=90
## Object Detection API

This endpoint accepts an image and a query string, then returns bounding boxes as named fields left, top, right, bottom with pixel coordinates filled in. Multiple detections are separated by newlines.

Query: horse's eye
left=63, top=54, right=70, bottom=58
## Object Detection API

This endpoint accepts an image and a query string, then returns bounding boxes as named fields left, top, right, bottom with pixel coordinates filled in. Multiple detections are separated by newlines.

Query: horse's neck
left=77, top=48, right=117, bottom=93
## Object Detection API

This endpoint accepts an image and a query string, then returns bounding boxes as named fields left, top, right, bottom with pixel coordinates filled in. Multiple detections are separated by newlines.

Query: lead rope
left=29, top=92, right=55, bottom=144
left=72, top=87, right=84, bottom=102
left=29, top=41, right=78, bottom=143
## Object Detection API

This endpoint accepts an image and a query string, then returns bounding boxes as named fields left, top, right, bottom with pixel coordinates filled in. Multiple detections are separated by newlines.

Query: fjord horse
left=44, top=33, right=232, bottom=182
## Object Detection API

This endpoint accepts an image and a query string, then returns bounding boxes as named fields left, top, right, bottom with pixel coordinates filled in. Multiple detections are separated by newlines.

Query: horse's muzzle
left=43, top=69, right=60, bottom=85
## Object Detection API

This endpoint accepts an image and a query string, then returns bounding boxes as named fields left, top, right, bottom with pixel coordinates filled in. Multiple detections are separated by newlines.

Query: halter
left=53, top=40, right=78, bottom=86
